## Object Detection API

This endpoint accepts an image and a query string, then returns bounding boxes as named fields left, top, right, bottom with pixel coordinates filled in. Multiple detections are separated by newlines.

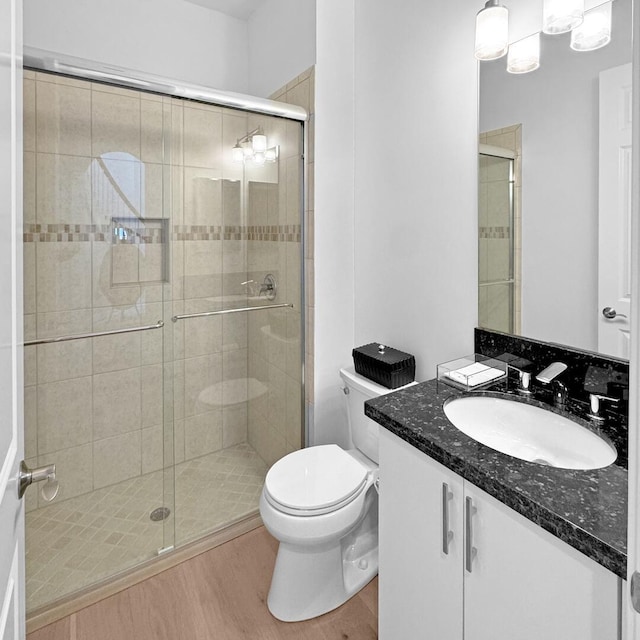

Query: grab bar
left=24, top=320, right=165, bottom=346
left=171, top=303, right=293, bottom=323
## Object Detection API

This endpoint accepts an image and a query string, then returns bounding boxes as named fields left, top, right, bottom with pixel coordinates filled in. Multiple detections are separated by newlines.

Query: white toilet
left=260, top=365, right=412, bottom=622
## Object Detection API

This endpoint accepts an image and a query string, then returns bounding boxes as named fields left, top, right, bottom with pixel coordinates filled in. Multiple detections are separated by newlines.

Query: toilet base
left=267, top=536, right=378, bottom=622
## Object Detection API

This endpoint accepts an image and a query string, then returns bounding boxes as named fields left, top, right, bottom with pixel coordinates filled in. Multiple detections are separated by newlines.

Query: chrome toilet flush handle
left=18, top=460, right=59, bottom=501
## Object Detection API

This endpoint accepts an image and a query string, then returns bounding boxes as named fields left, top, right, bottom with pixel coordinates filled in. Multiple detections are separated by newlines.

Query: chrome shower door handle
left=602, top=306, right=628, bottom=319
left=18, top=460, right=59, bottom=501
left=465, top=496, right=477, bottom=573
left=442, top=482, right=454, bottom=555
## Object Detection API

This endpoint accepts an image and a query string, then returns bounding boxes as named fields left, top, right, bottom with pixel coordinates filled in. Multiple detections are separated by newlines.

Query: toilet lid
left=264, top=444, right=368, bottom=512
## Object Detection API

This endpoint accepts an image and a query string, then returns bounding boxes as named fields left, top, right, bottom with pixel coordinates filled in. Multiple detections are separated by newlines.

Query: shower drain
left=150, top=507, right=171, bottom=522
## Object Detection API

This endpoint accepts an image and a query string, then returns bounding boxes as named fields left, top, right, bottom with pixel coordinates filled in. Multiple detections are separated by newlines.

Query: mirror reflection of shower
left=478, top=127, right=521, bottom=335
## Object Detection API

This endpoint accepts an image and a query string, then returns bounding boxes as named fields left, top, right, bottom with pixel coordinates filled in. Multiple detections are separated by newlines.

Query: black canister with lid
left=352, top=343, right=416, bottom=389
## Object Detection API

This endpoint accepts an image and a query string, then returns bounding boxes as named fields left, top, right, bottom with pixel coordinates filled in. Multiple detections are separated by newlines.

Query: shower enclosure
left=478, top=142, right=519, bottom=335
left=22, top=62, right=306, bottom=616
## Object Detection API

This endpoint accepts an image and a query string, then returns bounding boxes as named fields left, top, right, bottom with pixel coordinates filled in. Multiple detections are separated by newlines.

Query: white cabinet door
left=379, top=430, right=464, bottom=640
left=464, top=484, right=620, bottom=640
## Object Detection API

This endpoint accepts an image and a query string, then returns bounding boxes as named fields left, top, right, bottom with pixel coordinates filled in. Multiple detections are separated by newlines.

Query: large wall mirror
left=478, top=0, right=632, bottom=359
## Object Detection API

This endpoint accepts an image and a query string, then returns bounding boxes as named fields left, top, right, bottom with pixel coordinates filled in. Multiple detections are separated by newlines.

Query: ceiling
left=183, top=0, right=265, bottom=20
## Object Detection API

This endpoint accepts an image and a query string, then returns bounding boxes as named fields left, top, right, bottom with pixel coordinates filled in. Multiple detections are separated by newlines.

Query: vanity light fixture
left=570, top=1, right=612, bottom=51
left=507, top=32, right=541, bottom=73
left=475, top=0, right=510, bottom=61
left=542, top=0, right=584, bottom=34
left=232, top=128, right=279, bottom=165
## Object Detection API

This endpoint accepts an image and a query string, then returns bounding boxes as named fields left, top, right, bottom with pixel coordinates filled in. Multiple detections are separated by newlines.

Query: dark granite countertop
left=365, top=378, right=628, bottom=578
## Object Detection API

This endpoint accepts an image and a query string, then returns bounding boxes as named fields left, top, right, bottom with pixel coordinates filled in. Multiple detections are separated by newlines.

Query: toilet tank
left=339, top=366, right=392, bottom=464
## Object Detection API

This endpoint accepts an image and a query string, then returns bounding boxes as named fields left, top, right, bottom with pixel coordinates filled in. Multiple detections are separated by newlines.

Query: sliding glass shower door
left=165, top=101, right=304, bottom=547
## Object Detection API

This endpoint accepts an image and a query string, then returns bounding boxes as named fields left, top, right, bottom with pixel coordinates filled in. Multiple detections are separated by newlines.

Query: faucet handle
left=588, top=392, right=619, bottom=421
left=507, top=362, right=532, bottom=395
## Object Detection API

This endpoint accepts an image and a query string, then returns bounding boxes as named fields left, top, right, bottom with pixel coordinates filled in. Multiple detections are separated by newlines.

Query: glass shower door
left=23, top=73, right=175, bottom=613
left=478, top=152, right=515, bottom=334
left=166, top=100, right=304, bottom=547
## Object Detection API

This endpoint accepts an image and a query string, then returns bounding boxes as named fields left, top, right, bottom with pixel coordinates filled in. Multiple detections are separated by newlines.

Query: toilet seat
left=264, top=445, right=369, bottom=516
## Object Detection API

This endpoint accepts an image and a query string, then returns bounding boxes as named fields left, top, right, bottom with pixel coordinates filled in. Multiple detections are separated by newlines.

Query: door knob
left=18, top=460, right=59, bottom=501
left=602, top=306, right=627, bottom=319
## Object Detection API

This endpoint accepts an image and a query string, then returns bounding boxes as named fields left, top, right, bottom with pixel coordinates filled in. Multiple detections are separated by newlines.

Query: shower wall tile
left=223, top=404, right=248, bottom=448
left=184, top=169, right=222, bottom=226
left=36, top=308, right=93, bottom=343
left=23, top=243, right=36, bottom=315
left=37, top=340, right=93, bottom=384
left=23, top=152, right=36, bottom=225
left=141, top=364, right=163, bottom=428
left=185, top=240, right=223, bottom=277
left=37, top=376, right=93, bottom=454
left=285, top=374, right=302, bottom=450
left=144, top=162, right=164, bottom=219
left=184, top=411, right=223, bottom=460
left=222, top=180, right=241, bottom=226
left=24, top=78, right=36, bottom=152
left=223, top=313, right=247, bottom=351
left=286, top=156, right=301, bottom=226
left=91, top=90, right=141, bottom=158
left=36, top=153, right=92, bottom=225
left=222, top=240, right=246, bottom=274
left=267, top=363, right=286, bottom=434
left=92, top=332, right=141, bottom=374
left=184, top=353, right=223, bottom=417
left=183, top=106, right=222, bottom=170
left=141, top=98, right=164, bottom=164
left=183, top=310, right=222, bottom=358
left=93, top=368, right=141, bottom=439
left=36, top=81, right=92, bottom=156
left=36, top=243, right=92, bottom=312
left=24, top=385, right=37, bottom=459
left=142, top=425, right=163, bottom=474
left=37, top=443, right=93, bottom=506
left=93, top=431, right=141, bottom=489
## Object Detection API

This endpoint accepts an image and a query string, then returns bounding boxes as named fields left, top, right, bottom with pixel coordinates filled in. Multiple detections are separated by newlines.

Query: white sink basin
left=443, top=396, right=617, bottom=470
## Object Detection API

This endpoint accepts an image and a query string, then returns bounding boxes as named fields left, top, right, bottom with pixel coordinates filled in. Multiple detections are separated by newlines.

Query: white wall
left=480, top=0, right=632, bottom=351
left=353, top=0, right=478, bottom=383
left=312, top=0, right=478, bottom=445
left=248, top=0, right=316, bottom=97
left=23, top=0, right=249, bottom=92
left=312, top=0, right=355, bottom=447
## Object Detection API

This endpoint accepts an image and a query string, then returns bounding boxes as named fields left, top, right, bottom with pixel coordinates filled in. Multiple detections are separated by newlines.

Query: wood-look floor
left=28, top=526, right=378, bottom=640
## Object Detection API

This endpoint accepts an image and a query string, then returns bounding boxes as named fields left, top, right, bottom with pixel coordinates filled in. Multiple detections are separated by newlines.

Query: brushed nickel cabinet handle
left=465, top=496, right=478, bottom=573
left=442, top=482, right=454, bottom=554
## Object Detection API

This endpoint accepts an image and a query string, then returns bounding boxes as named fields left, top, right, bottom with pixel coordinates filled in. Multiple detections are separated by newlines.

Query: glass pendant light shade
left=232, top=144, right=244, bottom=163
left=507, top=33, right=541, bottom=73
left=252, top=134, right=267, bottom=153
left=570, top=2, right=612, bottom=51
left=543, top=0, right=584, bottom=34
left=475, top=0, right=509, bottom=61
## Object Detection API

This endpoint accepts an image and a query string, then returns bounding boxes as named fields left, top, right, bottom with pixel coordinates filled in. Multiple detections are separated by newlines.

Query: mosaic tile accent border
left=479, top=226, right=510, bottom=239
left=24, top=223, right=302, bottom=243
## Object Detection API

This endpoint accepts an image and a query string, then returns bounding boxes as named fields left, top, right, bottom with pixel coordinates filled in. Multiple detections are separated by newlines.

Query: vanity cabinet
left=379, top=430, right=621, bottom=640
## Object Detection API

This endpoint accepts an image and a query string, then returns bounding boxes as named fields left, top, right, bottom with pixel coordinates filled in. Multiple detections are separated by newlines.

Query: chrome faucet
left=535, top=362, right=569, bottom=408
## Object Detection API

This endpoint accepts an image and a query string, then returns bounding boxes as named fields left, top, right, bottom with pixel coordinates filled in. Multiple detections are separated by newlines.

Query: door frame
left=626, top=0, right=640, bottom=637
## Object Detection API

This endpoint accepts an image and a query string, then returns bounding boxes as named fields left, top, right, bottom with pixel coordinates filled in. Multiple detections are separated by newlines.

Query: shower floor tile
left=26, top=443, right=268, bottom=613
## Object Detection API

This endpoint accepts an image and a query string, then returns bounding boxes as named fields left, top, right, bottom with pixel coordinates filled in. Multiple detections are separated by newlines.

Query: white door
left=0, top=0, right=24, bottom=639
left=598, top=63, right=632, bottom=358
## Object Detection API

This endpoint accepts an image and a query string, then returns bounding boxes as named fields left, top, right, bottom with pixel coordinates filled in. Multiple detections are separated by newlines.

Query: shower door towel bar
left=23, top=320, right=165, bottom=346
left=171, top=303, right=294, bottom=323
